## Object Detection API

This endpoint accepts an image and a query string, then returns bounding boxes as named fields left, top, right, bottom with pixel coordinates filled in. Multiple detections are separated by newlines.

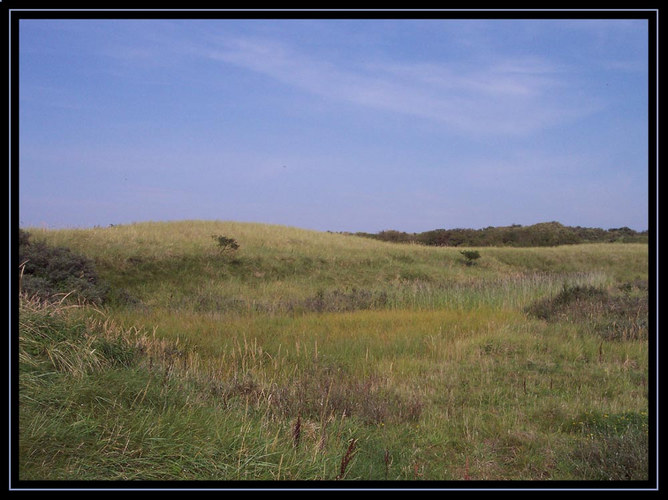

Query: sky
left=16, top=15, right=651, bottom=233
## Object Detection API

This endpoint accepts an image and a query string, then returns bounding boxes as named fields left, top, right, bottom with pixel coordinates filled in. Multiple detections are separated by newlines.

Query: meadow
left=17, top=220, right=651, bottom=484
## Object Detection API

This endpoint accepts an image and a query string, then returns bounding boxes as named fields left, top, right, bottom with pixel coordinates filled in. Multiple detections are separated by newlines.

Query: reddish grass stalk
left=292, top=415, right=301, bottom=449
left=336, top=438, right=358, bottom=480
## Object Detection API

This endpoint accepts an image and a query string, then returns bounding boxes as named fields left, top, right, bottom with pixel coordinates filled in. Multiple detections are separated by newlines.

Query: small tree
left=460, top=250, right=481, bottom=266
left=212, top=234, right=240, bottom=256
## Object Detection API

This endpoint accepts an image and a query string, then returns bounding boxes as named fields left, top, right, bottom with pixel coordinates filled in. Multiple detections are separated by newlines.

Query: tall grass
left=17, top=221, right=650, bottom=482
left=28, top=221, right=639, bottom=317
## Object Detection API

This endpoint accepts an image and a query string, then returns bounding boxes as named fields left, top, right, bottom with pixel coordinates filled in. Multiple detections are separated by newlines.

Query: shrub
left=18, top=229, right=108, bottom=304
left=212, top=234, right=240, bottom=255
left=354, top=222, right=648, bottom=247
left=460, top=250, right=481, bottom=266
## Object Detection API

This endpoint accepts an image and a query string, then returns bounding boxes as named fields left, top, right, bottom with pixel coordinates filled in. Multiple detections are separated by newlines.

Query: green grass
left=17, top=220, right=650, bottom=482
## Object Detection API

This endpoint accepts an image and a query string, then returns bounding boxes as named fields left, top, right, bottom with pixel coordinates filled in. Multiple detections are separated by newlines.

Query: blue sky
left=17, top=16, right=651, bottom=232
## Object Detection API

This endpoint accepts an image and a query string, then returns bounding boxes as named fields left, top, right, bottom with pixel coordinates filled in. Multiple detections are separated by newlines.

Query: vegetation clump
left=460, top=250, right=481, bottom=266
left=212, top=234, right=240, bottom=256
left=19, top=296, right=141, bottom=379
left=525, top=282, right=648, bottom=340
left=353, top=221, right=648, bottom=247
left=18, top=229, right=108, bottom=304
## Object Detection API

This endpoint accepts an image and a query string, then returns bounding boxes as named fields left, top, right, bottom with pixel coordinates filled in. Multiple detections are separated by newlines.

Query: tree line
left=348, top=222, right=648, bottom=247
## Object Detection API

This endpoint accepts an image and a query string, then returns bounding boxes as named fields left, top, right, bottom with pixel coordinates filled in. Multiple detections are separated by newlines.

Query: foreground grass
left=17, top=221, right=650, bottom=482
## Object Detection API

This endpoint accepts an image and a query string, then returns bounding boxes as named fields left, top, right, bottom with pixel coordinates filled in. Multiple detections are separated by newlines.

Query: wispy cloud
left=18, top=20, right=648, bottom=231
left=204, top=36, right=595, bottom=137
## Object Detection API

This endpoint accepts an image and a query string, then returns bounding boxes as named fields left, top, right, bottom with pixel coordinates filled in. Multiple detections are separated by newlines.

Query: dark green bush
left=353, top=222, right=648, bottom=247
left=18, top=229, right=108, bottom=304
left=460, top=250, right=481, bottom=266
left=211, top=234, right=240, bottom=255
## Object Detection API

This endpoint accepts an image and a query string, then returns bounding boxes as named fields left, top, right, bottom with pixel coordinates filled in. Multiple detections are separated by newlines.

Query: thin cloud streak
left=205, top=36, right=596, bottom=137
left=18, top=19, right=649, bottom=232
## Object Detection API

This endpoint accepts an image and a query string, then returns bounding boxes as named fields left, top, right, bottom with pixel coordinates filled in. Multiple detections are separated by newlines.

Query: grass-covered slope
left=29, top=220, right=648, bottom=313
left=17, top=220, right=650, bottom=482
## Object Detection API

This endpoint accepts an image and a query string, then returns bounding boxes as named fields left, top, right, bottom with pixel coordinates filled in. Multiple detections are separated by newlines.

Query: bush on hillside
left=460, top=250, right=481, bottom=266
left=212, top=234, right=240, bottom=256
left=18, top=229, right=109, bottom=304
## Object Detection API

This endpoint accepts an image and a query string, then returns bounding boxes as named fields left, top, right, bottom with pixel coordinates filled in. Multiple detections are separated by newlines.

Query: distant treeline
left=348, top=222, right=648, bottom=247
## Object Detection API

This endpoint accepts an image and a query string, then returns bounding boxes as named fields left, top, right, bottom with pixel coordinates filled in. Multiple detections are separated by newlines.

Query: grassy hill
left=28, top=220, right=647, bottom=312
left=17, top=220, right=650, bottom=483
